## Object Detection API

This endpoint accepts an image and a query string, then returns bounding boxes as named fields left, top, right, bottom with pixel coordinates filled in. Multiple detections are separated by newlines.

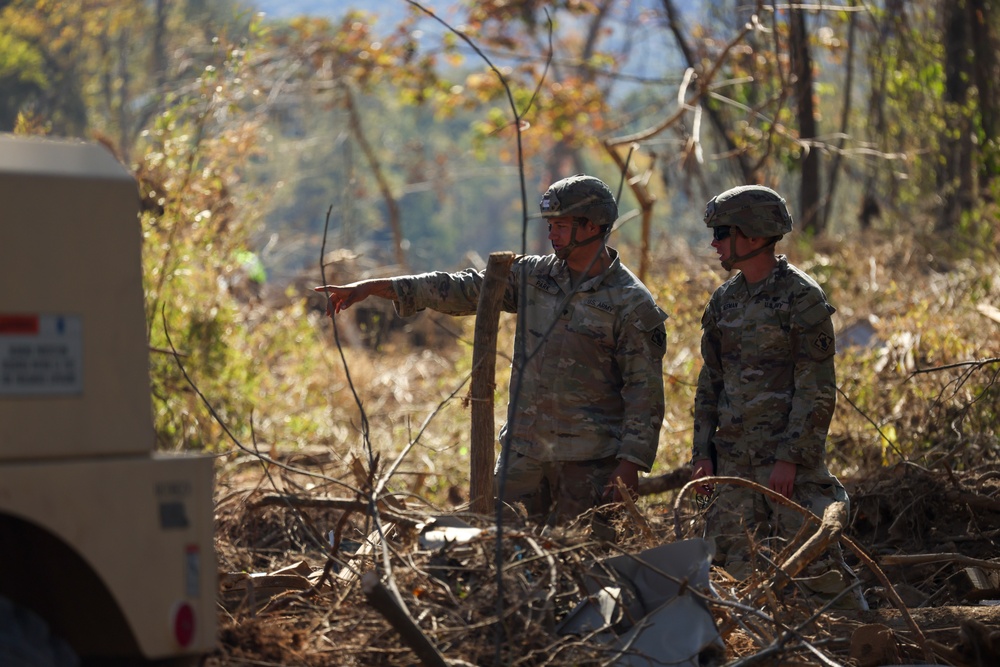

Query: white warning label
left=0, top=314, right=83, bottom=396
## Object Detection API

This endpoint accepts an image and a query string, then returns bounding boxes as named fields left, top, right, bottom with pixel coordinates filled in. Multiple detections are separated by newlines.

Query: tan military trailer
left=0, top=134, right=216, bottom=665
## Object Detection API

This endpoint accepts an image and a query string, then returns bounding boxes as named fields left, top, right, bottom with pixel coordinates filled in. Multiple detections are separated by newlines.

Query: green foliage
left=0, top=29, right=46, bottom=86
left=860, top=2, right=998, bottom=242
left=798, top=236, right=1000, bottom=476
left=134, top=31, right=352, bottom=453
left=0, top=27, right=46, bottom=129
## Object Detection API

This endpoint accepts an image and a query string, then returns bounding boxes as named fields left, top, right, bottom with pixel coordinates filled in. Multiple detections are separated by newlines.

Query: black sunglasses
left=712, top=225, right=732, bottom=242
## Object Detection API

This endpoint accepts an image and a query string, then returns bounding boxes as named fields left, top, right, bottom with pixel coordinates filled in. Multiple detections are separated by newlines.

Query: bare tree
left=341, top=82, right=409, bottom=272
left=661, top=0, right=757, bottom=184
left=967, top=0, right=999, bottom=196
left=940, top=0, right=977, bottom=231
left=790, top=6, right=822, bottom=235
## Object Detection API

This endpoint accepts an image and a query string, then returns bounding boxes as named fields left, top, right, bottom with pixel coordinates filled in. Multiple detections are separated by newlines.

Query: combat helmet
left=540, top=174, right=618, bottom=231
left=703, top=185, right=793, bottom=238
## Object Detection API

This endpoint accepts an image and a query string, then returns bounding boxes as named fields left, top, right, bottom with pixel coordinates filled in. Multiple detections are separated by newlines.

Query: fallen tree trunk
left=860, top=605, right=1000, bottom=632
left=857, top=606, right=1000, bottom=666
left=637, top=466, right=689, bottom=495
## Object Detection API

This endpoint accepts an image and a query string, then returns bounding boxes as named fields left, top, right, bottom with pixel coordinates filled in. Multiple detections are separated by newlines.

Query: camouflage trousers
left=495, top=451, right=618, bottom=524
left=704, top=463, right=867, bottom=610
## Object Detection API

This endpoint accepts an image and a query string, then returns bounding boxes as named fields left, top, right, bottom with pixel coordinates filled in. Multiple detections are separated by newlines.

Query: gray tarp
left=417, top=519, right=724, bottom=666
left=556, top=539, right=724, bottom=667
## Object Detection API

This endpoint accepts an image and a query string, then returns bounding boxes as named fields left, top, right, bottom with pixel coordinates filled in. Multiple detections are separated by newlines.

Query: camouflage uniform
left=392, top=249, right=668, bottom=519
left=694, top=185, right=862, bottom=608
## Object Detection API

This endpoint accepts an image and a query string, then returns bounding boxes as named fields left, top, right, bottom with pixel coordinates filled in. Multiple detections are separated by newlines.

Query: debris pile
left=209, top=461, right=1000, bottom=665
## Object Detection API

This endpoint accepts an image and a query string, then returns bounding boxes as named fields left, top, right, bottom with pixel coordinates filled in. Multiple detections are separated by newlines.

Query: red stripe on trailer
left=0, top=315, right=39, bottom=335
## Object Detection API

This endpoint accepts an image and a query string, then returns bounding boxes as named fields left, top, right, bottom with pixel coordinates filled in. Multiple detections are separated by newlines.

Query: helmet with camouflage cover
left=539, top=174, right=618, bottom=231
left=703, top=185, right=793, bottom=238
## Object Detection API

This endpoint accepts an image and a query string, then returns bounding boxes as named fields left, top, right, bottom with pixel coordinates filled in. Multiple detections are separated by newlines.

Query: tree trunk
left=661, top=0, right=756, bottom=184
left=341, top=83, right=408, bottom=271
left=939, top=0, right=975, bottom=232
left=968, top=0, right=999, bottom=193
left=823, top=0, right=858, bottom=232
left=790, top=7, right=822, bottom=235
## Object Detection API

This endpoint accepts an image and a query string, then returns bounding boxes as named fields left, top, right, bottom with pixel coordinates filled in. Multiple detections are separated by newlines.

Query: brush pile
left=208, top=455, right=1000, bottom=666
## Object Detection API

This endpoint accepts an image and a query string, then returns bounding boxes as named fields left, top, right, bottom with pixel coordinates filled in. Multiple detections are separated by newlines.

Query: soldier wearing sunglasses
left=689, top=185, right=865, bottom=610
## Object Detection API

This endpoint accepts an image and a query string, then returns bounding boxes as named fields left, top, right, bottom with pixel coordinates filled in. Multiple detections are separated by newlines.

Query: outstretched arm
left=313, top=279, right=395, bottom=315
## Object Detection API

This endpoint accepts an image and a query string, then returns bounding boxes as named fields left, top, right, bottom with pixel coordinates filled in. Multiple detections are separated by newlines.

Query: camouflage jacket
left=692, top=256, right=838, bottom=480
left=391, top=250, right=668, bottom=471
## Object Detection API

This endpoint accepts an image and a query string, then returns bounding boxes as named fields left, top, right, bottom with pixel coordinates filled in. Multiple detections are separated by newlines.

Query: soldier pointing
left=317, top=174, right=668, bottom=526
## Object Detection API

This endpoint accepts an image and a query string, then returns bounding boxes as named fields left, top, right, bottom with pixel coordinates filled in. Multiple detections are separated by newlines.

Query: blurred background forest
left=2, top=0, right=998, bottom=499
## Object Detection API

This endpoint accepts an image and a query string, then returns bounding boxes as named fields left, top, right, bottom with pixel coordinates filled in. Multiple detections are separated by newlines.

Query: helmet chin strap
left=554, top=221, right=605, bottom=260
left=721, top=236, right=776, bottom=271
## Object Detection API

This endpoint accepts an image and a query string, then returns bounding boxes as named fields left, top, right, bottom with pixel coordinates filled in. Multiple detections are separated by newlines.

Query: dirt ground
left=205, top=455, right=1000, bottom=667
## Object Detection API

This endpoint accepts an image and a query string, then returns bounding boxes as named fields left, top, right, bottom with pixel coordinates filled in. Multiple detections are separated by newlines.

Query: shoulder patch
left=631, top=301, right=669, bottom=332
left=812, top=331, right=834, bottom=355
left=650, top=328, right=667, bottom=349
left=794, top=299, right=834, bottom=328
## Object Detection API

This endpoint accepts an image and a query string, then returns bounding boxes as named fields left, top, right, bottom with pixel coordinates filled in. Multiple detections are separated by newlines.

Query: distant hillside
left=248, top=0, right=412, bottom=24
left=246, top=0, right=696, bottom=28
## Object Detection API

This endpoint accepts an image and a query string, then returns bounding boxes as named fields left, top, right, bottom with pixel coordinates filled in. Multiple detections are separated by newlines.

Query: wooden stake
left=470, top=251, right=515, bottom=514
